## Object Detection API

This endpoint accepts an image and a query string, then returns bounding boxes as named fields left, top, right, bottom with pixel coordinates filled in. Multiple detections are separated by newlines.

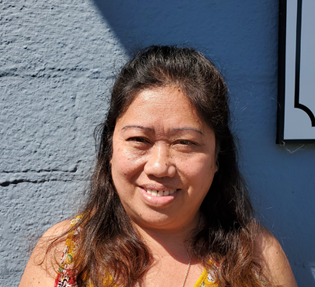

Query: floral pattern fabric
left=55, top=217, right=84, bottom=287
left=55, top=217, right=218, bottom=287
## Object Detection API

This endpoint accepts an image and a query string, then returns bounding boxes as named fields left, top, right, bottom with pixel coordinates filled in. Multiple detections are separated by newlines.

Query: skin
left=19, top=220, right=70, bottom=287
left=111, top=86, right=218, bottom=233
left=19, top=86, right=298, bottom=286
left=255, top=227, right=298, bottom=287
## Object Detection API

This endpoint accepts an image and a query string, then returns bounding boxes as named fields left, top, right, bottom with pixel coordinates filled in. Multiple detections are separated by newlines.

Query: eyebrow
left=122, top=125, right=203, bottom=135
left=122, top=125, right=153, bottom=132
left=172, top=127, right=203, bottom=135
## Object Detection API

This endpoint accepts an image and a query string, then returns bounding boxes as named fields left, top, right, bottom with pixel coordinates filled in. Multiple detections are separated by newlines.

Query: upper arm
left=19, top=220, right=71, bottom=287
left=255, top=227, right=297, bottom=287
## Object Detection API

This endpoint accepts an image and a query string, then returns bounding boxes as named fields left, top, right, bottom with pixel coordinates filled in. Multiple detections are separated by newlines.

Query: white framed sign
left=277, top=0, right=315, bottom=144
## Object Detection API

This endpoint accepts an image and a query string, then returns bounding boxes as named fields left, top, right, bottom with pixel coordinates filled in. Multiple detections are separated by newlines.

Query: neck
left=132, top=213, right=200, bottom=262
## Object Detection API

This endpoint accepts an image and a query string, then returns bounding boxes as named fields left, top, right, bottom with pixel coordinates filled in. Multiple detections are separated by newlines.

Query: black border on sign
left=276, top=0, right=286, bottom=144
left=277, top=0, right=315, bottom=144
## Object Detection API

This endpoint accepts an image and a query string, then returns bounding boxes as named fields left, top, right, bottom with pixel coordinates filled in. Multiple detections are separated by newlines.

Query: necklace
left=137, top=257, right=192, bottom=287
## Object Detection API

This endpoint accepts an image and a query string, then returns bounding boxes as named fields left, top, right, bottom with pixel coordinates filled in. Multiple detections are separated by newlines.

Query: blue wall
left=1, top=0, right=314, bottom=286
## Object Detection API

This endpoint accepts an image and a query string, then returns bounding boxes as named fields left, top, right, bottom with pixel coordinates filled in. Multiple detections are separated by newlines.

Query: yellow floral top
left=55, top=217, right=218, bottom=287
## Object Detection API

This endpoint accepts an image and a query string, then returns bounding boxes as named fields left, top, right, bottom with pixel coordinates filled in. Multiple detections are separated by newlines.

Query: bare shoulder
left=254, top=226, right=297, bottom=287
left=19, top=220, right=72, bottom=287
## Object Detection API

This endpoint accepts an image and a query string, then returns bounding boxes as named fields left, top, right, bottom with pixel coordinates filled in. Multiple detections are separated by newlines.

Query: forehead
left=115, top=86, right=211, bottom=134
left=122, top=86, right=196, bottom=115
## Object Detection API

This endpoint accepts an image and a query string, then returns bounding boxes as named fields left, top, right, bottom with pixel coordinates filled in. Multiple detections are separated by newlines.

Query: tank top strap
left=54, top=216, right=83, bottom=287
left=193, top=261, right=218, bottom=287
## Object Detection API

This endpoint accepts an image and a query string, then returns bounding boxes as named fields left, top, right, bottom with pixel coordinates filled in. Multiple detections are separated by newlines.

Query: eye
left=177, top=140, right=196, bottom=146
left=173, top=140, right=198, bottom=152
left=127, top=137, right=150, bottom=144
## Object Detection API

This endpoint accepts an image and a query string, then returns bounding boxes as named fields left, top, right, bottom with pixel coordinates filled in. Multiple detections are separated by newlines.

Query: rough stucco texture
left=1, top=0, right=315, bottom=286
left=0, top=0, right=125, bottom=285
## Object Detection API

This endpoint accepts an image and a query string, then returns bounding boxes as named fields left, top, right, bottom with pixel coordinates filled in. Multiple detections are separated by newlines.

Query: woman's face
left=111, top=86, right=217, bottom=232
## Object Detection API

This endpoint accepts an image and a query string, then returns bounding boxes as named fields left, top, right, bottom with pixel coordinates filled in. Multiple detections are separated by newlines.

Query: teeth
left=146, top=189, right=177, bottom=196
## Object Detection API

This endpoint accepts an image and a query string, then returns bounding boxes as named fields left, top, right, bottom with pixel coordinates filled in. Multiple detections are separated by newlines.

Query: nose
left=144, top=143, right=176, bottom=178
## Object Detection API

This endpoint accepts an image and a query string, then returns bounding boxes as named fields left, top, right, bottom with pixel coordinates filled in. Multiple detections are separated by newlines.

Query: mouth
left=145, top=189, right=177, bottom=197
left=139, top=186, right=179, bottom=206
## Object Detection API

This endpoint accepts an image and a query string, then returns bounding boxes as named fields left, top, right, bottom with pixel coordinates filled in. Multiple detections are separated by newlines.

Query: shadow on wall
left=91, top=1, right=314, bottom=286
left=93, top=0, right=225, bottom=54
left=91, top=0, right=269, bottom=76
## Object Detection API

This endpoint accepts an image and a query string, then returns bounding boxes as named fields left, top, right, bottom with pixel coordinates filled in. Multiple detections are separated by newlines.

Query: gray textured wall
left=1, top=1, right=125, bottom=284
left=1, top=0, right=314, bottom=286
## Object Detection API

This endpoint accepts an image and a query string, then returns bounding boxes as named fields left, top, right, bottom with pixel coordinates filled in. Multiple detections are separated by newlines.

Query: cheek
left=178, top=154, right=216, bottom=176
left=111, top=146, right=143, bottom=181
left=179, top=156, right=216, bottom=190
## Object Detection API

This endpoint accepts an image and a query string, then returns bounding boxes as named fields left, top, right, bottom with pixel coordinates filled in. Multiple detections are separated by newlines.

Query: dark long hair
left=60, top=46, right=265, bottom=287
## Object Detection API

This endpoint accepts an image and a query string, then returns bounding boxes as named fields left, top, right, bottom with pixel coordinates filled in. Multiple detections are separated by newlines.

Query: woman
left=20, top=45, right=297, bottom=287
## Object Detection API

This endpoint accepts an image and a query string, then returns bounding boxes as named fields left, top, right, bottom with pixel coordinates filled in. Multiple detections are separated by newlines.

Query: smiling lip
left=139, top=186, right=179, bottom=206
